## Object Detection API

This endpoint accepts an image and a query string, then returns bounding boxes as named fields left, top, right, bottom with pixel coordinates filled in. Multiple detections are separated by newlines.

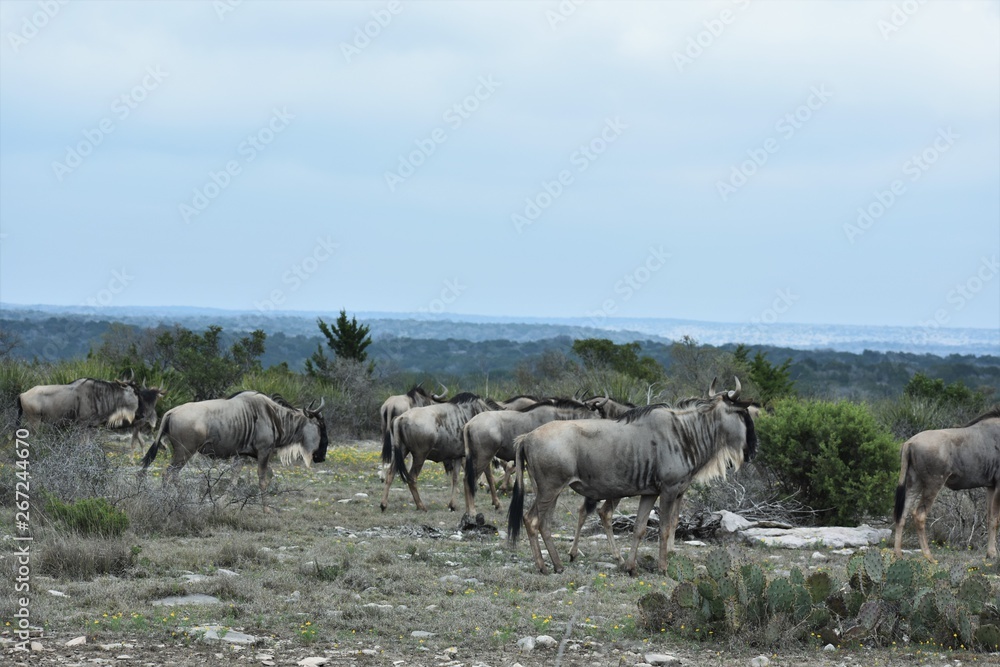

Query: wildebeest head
left=706, top=376, right=758, bottom=462
left=133, top=386, right=167, bottom=430
left=305, top=397, right=329, bottom=463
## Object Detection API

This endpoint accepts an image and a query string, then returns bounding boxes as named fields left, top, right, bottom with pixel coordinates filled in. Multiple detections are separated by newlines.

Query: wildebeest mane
left=505, top=393, right=539, bottom=402
left=449, top=392, right=482, bottom=404
left=963, top=407, right=1000, bottom=427
left=741, top=410, right=758, bottom=461
left=616, top=404, right=671, bottom=424
left=226, top=389, right=257, bottom=400
left=269, top=393, right=295, bottom=409
left=520, top=398, right=587, bottom=412
left=484, top=398, right=504, bottom=410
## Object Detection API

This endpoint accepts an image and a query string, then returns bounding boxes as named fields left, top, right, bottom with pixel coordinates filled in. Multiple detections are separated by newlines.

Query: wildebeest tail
left=584, top=497, right=598, bottom=515
left=464, top=426, right=478, bottom=498
left=380, top=407, right=395, bottom=464
left=893, top=439, right=911, bottom=524
left=392, top=418, right=411, bottom=484
left=140, top=414, right=169, bottom=469
left=506, top=434, right=528, bottom=545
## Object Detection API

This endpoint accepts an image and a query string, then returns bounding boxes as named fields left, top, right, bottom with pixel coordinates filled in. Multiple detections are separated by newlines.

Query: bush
left=35, top=535, right=137, bottom=579
left=756, top=399, right=899, bottom=525
left=46, top=496, right=129, bottom=537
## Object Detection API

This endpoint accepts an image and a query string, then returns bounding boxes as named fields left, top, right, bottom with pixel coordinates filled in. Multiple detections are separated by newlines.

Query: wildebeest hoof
left=380, top=503, right=387, bottom=513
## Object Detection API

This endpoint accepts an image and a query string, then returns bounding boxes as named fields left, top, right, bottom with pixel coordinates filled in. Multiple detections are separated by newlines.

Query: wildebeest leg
left=987, top=485, right=999, bottom=559
left=484, top=463, right=502, bottom=510
left=447, top=458, right=462, bottom=512
left=499, top=461, right=515, bottom=493
left=658, top=494, right=683, bottom=570
left=894, top=482, right=918, bottom=558
left=624, top=494, right=658, bottom=576
left=569, top=498, right=594, bottom=562
left=523, top=502, right=548, bottom=574
left=599, top=499, right=624, bottom=564
left=914, top=479, right=945, bottom=562
left=257, top=453, right=274, bottom=513
left=380, top=448, right=400, bottom=512
left=537, top=501, right=565, bottom=574
left=404, top=456, right=428, bottom=511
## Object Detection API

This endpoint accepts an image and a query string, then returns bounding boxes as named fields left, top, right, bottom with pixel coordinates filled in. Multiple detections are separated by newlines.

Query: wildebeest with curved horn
left=508, top=377, right=756, bottom=575
left=381, top=392, right=500, bottom=512
left=462, top=398, right=600, bottom=518
left=17, top=374, right=166, bottom=449
left=379, top=384, right=448, bottom=464
left=139, top=391, right=327, bottom=512
left=893, top=407, right=1000, bottom=561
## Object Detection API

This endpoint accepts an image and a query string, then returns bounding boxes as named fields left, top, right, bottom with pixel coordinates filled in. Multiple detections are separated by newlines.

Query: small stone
left=439, top=575, right=461, bottom=583
left=216, top=568, right=239, bottom=577
left=425, top=604, right=439, bottom=611
left=811, top=551, right=829, bottom=561
left=751, top=656, right=770, bottom=667
left=535, top=635, right=558, bottom=648
left=65, top=636, right=87, bottom=646
left=823, top=643, right=836, bottom=652
left=354, top=492, right=369, bottom=498
left=683, top=540, right=707, bottom=547
left=361, top=649, right=377, bottom=655
left=411, top=631, right=436, bottom=638
left=116, top=656, right=133, bottom=660
left=48, top=589, right=69, bottom=597
left=31, top=641, right=44, bottom=652
left=645, top=654, right=681, bottom=666
left=517, top=636, right=535, bottom=652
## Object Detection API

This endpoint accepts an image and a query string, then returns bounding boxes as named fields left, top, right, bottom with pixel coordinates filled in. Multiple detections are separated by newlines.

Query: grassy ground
left=2, top=436, right=999, bottom=666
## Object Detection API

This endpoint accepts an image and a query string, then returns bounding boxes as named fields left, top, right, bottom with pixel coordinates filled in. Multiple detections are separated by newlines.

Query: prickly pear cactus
left=958, top=574, right=990, bottom=615
left=805, top=571, right=832, bottom=604
left=697, top=577, right=720, bottom=603
left=790, top=584, right=813, bottom=623
left=863, top=549, right=885, bottom=586
left=741, top=562, right=766, bottom=600
left=666, top=553, right=696, bottom=583
left=856, top=599, right=881, bottom=631
left=974, top=623, right=1000, bottom=652
left=706, top=547, right=731, bottom=581
left=886, top=559, right=915, bottom=588
left=848, top=553, right=872, bottom=592
left=767, top=577, right=794, bottom=613
left=672, top=581, right=698, bottom=609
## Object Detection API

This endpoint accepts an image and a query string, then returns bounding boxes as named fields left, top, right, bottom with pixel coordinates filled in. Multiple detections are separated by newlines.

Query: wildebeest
left=17, top=374, right=166, bottom=449
left=498, top=394, right=542, bottom=411
left=583, top=395, right=636, bottom=419
left=381, top=392, right=500, bottom=512
left=139, top=391, right=328, bottom=511
left=379, top=384, right=448, bottom=464
left=893, top=407, right=1000, bottom=561
left=462, top=398, right=599, bottom=517
left=508, top=378, right=757, bottom=574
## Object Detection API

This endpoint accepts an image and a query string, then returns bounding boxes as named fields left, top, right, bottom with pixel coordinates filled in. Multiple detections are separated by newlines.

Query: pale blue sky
left=1, top=0, right=997, bottom=331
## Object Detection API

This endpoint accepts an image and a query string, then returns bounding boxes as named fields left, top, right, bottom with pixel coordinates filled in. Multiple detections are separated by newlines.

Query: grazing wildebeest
left=462, top=398, right=600, bottom=518
left=17, top=374, right=166, bottom=449
left=379, top=384, right=447, bottom=464
left=893, top=408, right=1000, bottom=561
left=508, top=378, right=756, bottom=574
left=139, top=391, right=327, bottom=511
left=381, top=392, right=499, bottom=512
left=567, top=385, right=759, bottom=565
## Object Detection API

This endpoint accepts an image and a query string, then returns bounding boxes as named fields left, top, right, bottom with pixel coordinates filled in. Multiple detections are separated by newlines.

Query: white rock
left=192, top=625, right=258, bottom=644
left=363, top=603, right=394, bottom=611
left=517, top=636, right=535, bottom=652
left=645, top=653, right=681, bottom=666
left=425, top=604, right=439, bottom=611
left=354, top=492, right=369, bottom=498
left=65, top=636, right=87, bottom=646
left=337, top=498, right=352, bottom=504
left=811, top=551, right=829, bottom=561
left=31, top=641, right=44, bottom=652
left=739, top=525, right=891, bottom=549
left=361, top=649, right=377, bottom=655
left=683, top=540, right=707, bottom=547
left=716, top=509, right=756, bottom=532
left=47, top=589, right=69, bottom=597
left=751, top=656, right=770, bottom=667
left=297, top=658, right=329, bottom=667
left=535, top=634, right=558, bottom=648
left=411, top=630, right=436, bottom=638
left=216, top=568, right=239, bottom=577
left=823, top=643, right=836, bottom=652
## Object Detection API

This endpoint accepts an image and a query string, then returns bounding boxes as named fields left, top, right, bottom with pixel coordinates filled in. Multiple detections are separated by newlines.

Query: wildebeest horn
left=727, top=376, right=742, bottom=400
left=708, top=377, right=719, bottom=398
left=316, top=396, right=325, bottom=411
left=125, top=368, right=134, bottom=383
left=432, top=383, right=448, bottom=400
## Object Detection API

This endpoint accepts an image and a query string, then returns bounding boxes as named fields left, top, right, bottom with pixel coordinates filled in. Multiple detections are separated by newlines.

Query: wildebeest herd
left=15, top=375, right=1000, bottom=570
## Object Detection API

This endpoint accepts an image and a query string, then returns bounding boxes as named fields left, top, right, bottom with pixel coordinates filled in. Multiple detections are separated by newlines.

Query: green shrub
left=46, top=496, right=129, bottom=537
left=756, top=399, right=899, bottom=525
